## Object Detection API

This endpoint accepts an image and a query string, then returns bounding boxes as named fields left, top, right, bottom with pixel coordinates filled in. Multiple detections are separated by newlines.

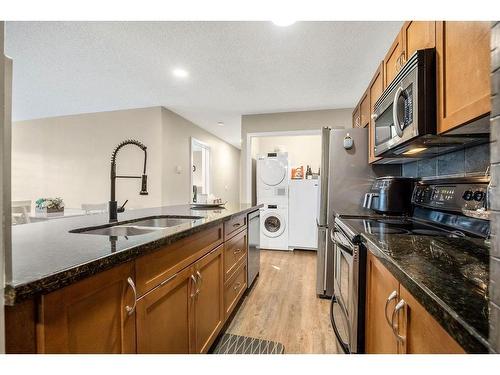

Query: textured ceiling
left=6, top=21, right=402, bottom=148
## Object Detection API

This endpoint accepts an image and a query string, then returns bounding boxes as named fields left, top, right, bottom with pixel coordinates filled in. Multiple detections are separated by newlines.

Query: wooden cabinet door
left=398, top=285, right=464, bottom=354
left=360, top=90, right=370, bottom=128
left=402, top=21, right=435, bottom=61
left=368, top=62, right=384, bottom=164
left=384, top=32, right=404, bottom=87
left=436, top=21, right=491, bottom=133
left=352, top=105, right=360, bottom=128
left=365, top=253, right=399, bottom=353
left=193, top=245, right=224, bottom=353
left=38, top=262, right=136, bottom=353
left=136, top=264, right=196, bottom=353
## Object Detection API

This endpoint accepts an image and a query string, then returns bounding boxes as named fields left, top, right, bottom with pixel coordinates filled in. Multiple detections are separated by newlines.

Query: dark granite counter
left=337, top=217, right=491, bottom=353
left=5, top=203, right=261, bottom=306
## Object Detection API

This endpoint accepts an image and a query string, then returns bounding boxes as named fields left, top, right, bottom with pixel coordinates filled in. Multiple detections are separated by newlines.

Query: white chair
left=81, top=203, right=107, bottom=215
left=12, top=200, right=32, bottom=225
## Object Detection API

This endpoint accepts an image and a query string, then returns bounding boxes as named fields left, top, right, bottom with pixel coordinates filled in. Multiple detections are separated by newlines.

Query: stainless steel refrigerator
left=316, top=127, right=376, bottom=298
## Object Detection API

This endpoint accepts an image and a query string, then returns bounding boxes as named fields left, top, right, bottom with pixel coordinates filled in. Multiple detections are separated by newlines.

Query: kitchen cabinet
left=359, top=90, right=370, bottom=128
left=398, top=285, right=465, bottom=354
left=384, top=32, right=404, bottom=88
left=136, top=244, right=224, bottom=354
left=193, top=244, right=224, bottom=353
left=224, top=259, right=247, bottom=319
left=37, top=262, right=136, bottom=353
left=365, top=252, right=399, bottom=353
left=365, top=252, right=464, bottom=354
left=136, top=264, right=194, bottom=353
left=436, top=21, right=491, bottom=133
left=352, top=105, right=360, bottom=128
left=401, top=21, right=436, bottom=61
left=224, top=228, right=247, bottom=281
left=368, top=62, right=384, bottom=164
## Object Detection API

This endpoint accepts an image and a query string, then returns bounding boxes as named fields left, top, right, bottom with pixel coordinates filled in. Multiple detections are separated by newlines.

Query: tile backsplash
left=401, top=143, right=491, bottom=178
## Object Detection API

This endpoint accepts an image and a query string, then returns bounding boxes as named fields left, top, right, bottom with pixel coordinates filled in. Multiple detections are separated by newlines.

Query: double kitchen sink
left=70, top=215, right=204, bottom=237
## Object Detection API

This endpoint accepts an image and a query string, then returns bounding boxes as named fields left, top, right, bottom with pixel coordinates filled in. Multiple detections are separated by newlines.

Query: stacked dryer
left=256, top=152, right=290, bottom=251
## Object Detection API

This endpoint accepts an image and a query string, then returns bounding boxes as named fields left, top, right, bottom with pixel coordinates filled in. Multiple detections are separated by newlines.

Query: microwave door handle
left=392, top=86, right=404, bottom=138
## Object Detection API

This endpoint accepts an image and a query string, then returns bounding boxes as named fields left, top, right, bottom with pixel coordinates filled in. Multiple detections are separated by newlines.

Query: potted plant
left=35, top=197, right=65, bottom=214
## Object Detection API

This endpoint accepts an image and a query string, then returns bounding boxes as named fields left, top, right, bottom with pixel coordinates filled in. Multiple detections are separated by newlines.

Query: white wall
left=241, top=108, right=352, bottom=202
left=161, top=108, right=240, bottom=205
left=12, top=107, right=163, bottom=210
left=11, top=106, right=241, bottom=211
left=256, top=135, right=322, bottom=173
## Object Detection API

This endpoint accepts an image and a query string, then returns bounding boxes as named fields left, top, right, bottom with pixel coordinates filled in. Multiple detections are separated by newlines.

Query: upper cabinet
left=359, top=90, right=370, bottom=128
left=352, top=104, right=361, bottom=128
left=368, top=62, right=384, bottom=164
left=436, top=21, right=491, bottom=133
left=385, top=21, right=436, bottom=89
left=383, top=32, right=404, bottom=88
left=401, top=21, right=436, bottom=61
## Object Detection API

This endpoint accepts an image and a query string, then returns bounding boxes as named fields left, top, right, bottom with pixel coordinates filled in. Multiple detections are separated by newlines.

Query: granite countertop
left=358, top=228, right=490, bottom=353
left=341, top=219, right=489, bottom=353
left=5, top=203, right=262, bottom=306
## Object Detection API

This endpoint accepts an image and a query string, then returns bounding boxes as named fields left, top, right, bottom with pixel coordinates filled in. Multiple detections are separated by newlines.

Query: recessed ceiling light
left=172, top=68, right=189, bottom=78
left=218, top=122, right=224, bottom=127
left=272, top=19, right=296, bottom=27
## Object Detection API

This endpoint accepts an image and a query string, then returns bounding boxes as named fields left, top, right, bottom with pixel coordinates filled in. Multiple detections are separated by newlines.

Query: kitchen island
left=5, top=203, right=261, bottom=353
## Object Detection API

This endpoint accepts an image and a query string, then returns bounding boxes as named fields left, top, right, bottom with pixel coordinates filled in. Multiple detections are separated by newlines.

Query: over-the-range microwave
left=372, top=48, right=488, bottom=160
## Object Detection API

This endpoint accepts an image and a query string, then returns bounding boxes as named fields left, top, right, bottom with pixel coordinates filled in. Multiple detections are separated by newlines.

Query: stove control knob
left=473, top=191, right=484, bottom=202
left=462, top=190, right=473, bottom=201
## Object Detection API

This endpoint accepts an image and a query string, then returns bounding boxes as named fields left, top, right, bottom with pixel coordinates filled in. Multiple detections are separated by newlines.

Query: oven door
left=330, top=227, right=355, bottom=353
left=374, top=64, right=418, bottom=156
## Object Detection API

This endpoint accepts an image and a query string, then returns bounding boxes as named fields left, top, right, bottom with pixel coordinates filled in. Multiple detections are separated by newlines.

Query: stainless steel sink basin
left=70, top=215, right=204, bottom=237
left=83, top=226, right=156, bottom=237
left=131, top=217, right=199, bottom=228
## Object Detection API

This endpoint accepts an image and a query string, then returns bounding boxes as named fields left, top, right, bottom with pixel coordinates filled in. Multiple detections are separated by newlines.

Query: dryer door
left=262, top=211, right=286, bottom=238
left=259, top=158, right=286, bottom=186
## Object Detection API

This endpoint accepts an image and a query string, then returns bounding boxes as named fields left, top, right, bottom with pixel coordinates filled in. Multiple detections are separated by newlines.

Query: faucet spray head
left=140, top=174, right=148, bottom=195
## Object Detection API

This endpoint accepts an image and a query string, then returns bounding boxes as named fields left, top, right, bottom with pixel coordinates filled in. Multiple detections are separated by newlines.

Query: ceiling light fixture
left=172, top=68, right=189, bottom=78
left=218, top=122, right=224, bottom=127
left=402, top=147, right=428, bottom=155
left=272, top=19, right=296, bottom=27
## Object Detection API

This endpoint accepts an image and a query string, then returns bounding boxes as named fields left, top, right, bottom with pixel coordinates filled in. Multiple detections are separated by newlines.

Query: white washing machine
left=257, top=152, right=289, bottom=205
left=260, top=204, right=289, bottom=251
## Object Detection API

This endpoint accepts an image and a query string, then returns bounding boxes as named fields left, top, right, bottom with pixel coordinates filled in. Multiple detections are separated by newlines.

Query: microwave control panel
left=413, top=183, right=487, bottom=212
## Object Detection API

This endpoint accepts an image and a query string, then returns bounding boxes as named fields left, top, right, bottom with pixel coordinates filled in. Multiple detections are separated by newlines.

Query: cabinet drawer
left=224, top=214, right=247, bottom=240
left=224, top=229, right=247, bottom=281
left=135, top=224, right=223, bottom=296
left=224, top=260, right=247, bottom=319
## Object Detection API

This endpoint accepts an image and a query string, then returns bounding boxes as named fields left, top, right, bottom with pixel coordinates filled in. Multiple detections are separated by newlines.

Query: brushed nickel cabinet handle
left=195, top=270, right=202, bottom=295
left=233, top=282, right=241, bottom=291
left=391, top=299, right=407, bottom=342
left=190, top=274, right=197, bottom=298
left=385, top=290, right=398, bottom=326
left=125, top=277, right=137, bottom=316
left=233, top=222, right=241, bottom=227
left=233, top=248, right=242, bottom=255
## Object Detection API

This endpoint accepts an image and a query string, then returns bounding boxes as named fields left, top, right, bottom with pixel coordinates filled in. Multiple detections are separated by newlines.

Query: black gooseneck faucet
left=109, top=139, right=148, bottom=222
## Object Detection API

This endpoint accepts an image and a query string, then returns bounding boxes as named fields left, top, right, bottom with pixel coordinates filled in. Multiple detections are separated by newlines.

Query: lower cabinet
left=365, top=252, right=399, bottom=354
left=365, top=252, right=464, bottom=354
left=136, top=244, right=224, bottom=354
left=193, top=244, right=224, bottom=353
left=136, top=265, right=195, bottom=353
left=37, top=262, right=137, bottom=354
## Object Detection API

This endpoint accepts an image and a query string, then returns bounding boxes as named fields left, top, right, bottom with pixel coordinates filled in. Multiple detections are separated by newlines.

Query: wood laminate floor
left=226, top=249, right=337, bottom=354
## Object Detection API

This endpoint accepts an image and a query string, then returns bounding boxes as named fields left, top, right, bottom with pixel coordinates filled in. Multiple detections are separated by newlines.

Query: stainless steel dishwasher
left=247, top=210, right=260, bottom=288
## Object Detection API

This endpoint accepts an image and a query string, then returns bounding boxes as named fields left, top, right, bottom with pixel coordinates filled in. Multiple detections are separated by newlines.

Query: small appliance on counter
left=330, top=176, right=490, bottom=354
left=362, top=176, right=414, bottom=215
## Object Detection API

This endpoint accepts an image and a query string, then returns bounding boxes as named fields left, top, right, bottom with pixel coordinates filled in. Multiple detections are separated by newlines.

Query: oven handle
left=331, top=229, right=354, bottom=256
left=330, top=295, right=350, bottom=354
left=393, top=86, right=404, bottom=138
